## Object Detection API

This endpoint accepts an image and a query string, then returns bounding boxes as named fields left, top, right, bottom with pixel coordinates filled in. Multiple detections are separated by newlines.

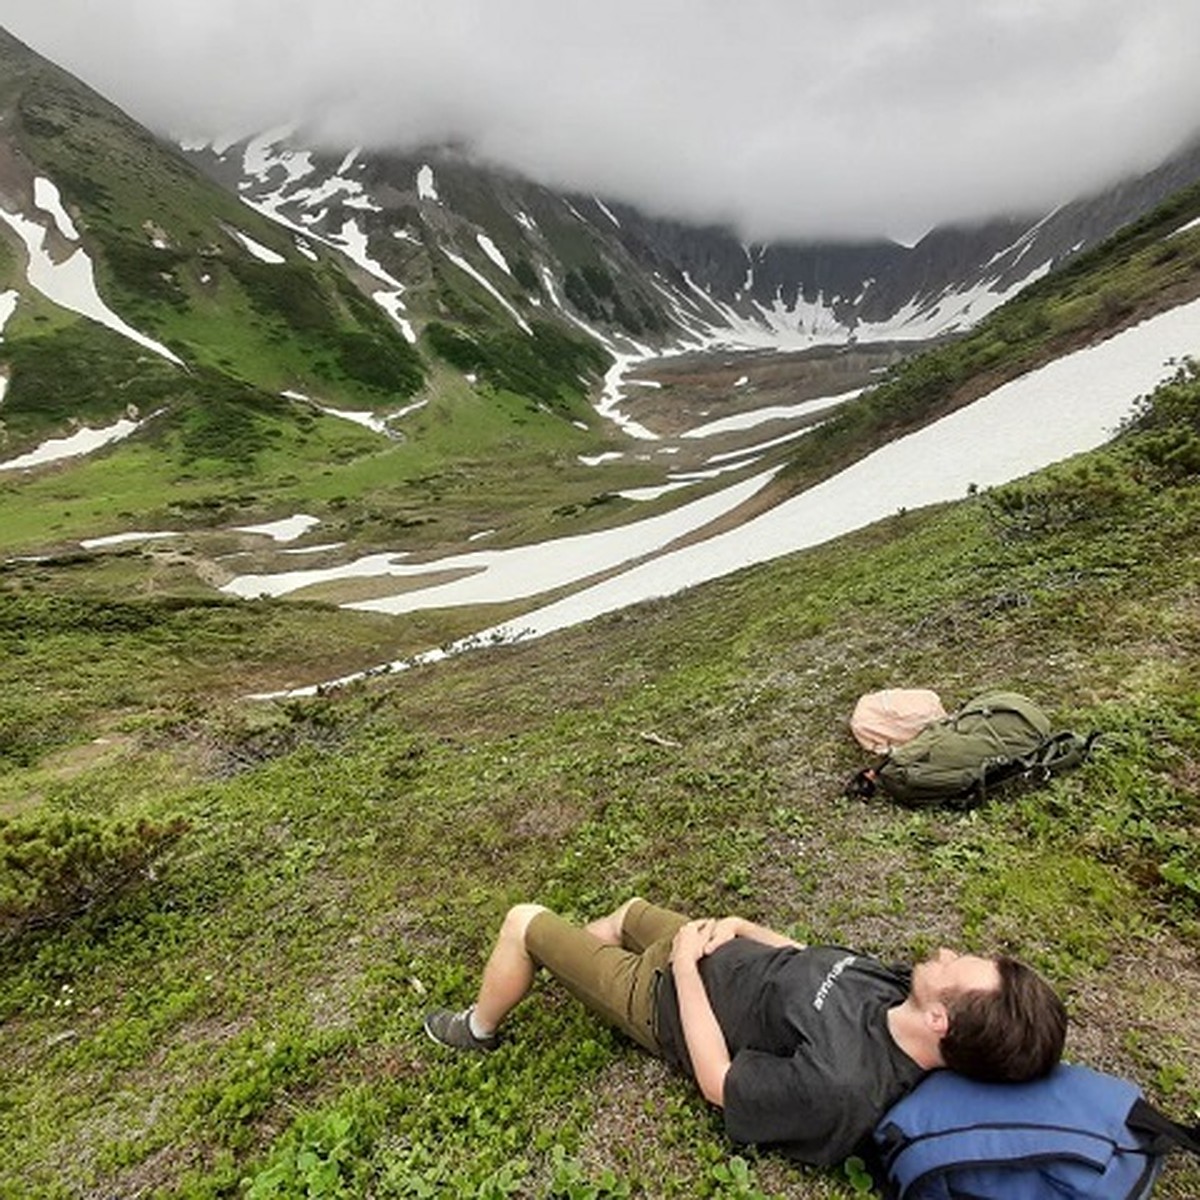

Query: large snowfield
left=3, top=163, right=1198, bottom=696
left=241, top=295, right=1200, bottom=696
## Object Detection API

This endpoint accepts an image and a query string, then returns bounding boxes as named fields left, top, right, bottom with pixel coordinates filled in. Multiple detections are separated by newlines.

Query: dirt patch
left=620, top=343, right=919, bottom=439
left=288, top=565, right=484, bottom=605
left=36, top=733, right=139, bottom=781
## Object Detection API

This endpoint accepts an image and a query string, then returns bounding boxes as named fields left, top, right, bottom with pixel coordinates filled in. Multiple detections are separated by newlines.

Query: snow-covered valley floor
left=238, top=295, right=1200, bottom=696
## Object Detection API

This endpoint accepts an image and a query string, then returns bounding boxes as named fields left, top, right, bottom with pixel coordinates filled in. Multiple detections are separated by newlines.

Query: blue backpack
left=873, top=1063, right=1200, bottom=1199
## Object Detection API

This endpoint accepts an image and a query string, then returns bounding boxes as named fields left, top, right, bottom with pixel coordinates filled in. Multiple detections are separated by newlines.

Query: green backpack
left=848, top=691, right=1097, bottom=808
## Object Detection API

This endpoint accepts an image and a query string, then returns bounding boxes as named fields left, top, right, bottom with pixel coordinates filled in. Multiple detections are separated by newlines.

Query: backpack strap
left=1021, top=730, right=1102, bottom=780
left=982, top=729, right=1101, bottom=795
left=1126, top=1098, right=1200, bottom=1158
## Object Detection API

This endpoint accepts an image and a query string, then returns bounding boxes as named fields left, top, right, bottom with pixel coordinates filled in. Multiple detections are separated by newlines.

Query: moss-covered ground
left=2, top=368, right=1198, bottom=1198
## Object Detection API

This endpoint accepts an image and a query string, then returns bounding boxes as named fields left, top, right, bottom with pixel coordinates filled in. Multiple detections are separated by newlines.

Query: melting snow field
left=0, top=416, right=143, bottom=472
left=243, top=296, right=1200, bottom=696
left=0, top=288, right=21, bottom=338
left=222, top=471, right=773, bottom=604
left=0, top=179, right=182, bottom=366
left=233, top=514, right=321, bottom=543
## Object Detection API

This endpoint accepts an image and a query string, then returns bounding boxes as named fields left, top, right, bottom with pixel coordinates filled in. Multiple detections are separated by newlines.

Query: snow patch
left=617, top=480, right=698, bottom=501
left=282, top=542, right=345, bottom=555
left=0, top=199, right=183, bottom=365
left=230, top=228, right=285, bottom=264
left=476, top=233, right=512, bottom=276
left=0, top=416, right=142, bottom=471
left=313, top=399, right=427, bottom=434
left=373, top=289, right=417, bottom=342
left=234, top=514, right=321, bottom=543
left=704, top=425, right=817, bottom=465
left=417, top=164, right=440, bottom=202
left=225, top=551, right=412, bottom=599
left=596, top=354, right=659, bottom=440
left=81, top=530, right=180, bottom=549
left=0, top=289, right=18, bottom=339
left=681, top=388, right=861, bottom=439
left=593, top=197, right=621, bottom=227
left=33, top=178, right=79, bottom=239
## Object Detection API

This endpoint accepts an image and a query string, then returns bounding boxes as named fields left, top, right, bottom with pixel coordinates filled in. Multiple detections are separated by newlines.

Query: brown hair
left=940, top=956, right=1067, bottom=1082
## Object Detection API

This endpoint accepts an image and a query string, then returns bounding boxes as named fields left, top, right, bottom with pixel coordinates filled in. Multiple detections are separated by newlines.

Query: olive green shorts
left=525, top=900, right=689, bottom=1053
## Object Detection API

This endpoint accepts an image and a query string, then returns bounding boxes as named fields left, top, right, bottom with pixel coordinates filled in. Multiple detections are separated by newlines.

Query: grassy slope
left=1, top=30, right=630, bottom=559
left=1, top=368, right=1198, bottom=1199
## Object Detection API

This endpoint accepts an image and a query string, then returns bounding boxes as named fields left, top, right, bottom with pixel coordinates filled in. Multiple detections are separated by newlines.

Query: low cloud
left=4, top=0, right=1199, bottom=241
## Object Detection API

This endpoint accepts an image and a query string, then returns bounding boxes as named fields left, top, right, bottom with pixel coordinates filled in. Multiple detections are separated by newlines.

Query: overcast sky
left=3, top=1, right=1199, bottom=242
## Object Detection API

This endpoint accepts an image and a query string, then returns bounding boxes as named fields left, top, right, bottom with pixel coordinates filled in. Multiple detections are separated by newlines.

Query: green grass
left=3, top=32, right=1199, bottom=1194
left=0, top=352, right=658, bottom=556
left=1, top=368, right=1198, bottom=1198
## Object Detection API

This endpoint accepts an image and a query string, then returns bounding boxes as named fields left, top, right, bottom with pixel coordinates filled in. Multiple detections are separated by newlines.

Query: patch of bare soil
left=289, top=565, right=483, bottom=605
left=622, top=343, right=919, bottom=439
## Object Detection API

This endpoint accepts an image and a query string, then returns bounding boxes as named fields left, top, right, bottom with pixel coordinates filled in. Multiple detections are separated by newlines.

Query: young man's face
left=911, top=947, right=1000, bottom=1008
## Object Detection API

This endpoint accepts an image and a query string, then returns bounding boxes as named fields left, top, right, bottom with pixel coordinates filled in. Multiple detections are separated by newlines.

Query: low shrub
left=0, top=811, right=189, bottom=943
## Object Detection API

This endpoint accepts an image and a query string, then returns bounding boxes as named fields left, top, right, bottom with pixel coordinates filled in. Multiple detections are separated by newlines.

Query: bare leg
left=472, top=898, right=645, bottom=1032
left=584, top=896, right=644, bottom=946
left=471, top=903, right=549, bottom=1033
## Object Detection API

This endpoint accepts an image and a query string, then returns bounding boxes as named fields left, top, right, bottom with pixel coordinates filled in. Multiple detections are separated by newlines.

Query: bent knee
left=503, top=902, right=549, bottom=944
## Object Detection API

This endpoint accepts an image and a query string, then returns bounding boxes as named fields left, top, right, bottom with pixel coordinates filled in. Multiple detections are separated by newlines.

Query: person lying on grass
left=424, top=897, right=1067, bottom=1167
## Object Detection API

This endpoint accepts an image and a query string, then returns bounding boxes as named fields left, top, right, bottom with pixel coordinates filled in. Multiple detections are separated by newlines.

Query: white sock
left=467, top=1006, right=493, bottom=1039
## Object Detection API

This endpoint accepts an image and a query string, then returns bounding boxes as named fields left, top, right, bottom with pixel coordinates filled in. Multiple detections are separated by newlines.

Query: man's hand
left=671, top=918, right=717, bottom=966
left=673, top=915, right=803, bottom=963
left=670, top=918, right=731, bottom=1107
left=701, top=916, right=745, bottom=955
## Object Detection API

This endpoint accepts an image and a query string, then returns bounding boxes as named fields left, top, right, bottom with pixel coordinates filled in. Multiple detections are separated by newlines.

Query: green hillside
left=2, top=357, right=1198, bottom=1197
left=2, top=24, right=1199, bottom=1200
left=0, top=27, right=625, bottom=558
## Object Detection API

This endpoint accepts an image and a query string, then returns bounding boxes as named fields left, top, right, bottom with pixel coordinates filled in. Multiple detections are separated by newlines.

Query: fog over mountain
left=3, top=0, right=1199, bottom=243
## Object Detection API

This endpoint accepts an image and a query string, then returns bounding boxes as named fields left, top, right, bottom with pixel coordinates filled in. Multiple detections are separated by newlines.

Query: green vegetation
left=0, top=322, right=182, bottom=442
left=425, top=319, right=610, bottom=408
left=563, top=266, right=667, bottom=337
left=2, top=30, right=1199, bottom=1196
left=1, top=811, right=190, bottom=942
left=1, top=367, right=1197, bottom=1197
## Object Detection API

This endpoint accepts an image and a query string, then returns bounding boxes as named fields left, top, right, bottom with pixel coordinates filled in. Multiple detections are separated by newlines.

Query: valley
left=1, top=21, right=1199, bottom=1199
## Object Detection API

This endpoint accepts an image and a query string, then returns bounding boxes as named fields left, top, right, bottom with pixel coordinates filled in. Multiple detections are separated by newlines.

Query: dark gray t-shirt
left=656, top=941, right=925, bottom=1166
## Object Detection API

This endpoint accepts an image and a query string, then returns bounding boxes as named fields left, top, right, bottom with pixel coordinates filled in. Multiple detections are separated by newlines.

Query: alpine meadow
left=1, top=19, right=1199, bottom=1200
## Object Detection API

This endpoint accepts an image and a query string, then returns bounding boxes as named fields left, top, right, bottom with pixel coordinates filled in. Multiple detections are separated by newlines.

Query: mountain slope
left=183, top=125, right=1200, bottom=353
left=0, top=28, right=627, bottom=560
left=0, top=26, right=1199, bottom=1200
left=2, top=359, right=1198, bottom=1198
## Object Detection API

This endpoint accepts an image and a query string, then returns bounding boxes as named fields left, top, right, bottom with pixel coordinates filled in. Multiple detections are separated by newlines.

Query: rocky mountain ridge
left=182, top=125, right=1200, bottom=353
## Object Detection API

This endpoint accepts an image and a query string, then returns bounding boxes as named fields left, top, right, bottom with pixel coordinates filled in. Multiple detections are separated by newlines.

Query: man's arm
left=671, top=919, right=731, bottom=1106
left=702, top=915, right=805, bottom=955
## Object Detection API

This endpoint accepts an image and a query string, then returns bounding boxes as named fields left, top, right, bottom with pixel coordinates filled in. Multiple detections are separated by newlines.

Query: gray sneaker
left=423, top=1007, right=500, bottom=1052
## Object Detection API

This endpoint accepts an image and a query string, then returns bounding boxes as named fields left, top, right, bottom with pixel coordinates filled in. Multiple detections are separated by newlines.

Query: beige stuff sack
left=850, top=688, right=947, bottom=753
